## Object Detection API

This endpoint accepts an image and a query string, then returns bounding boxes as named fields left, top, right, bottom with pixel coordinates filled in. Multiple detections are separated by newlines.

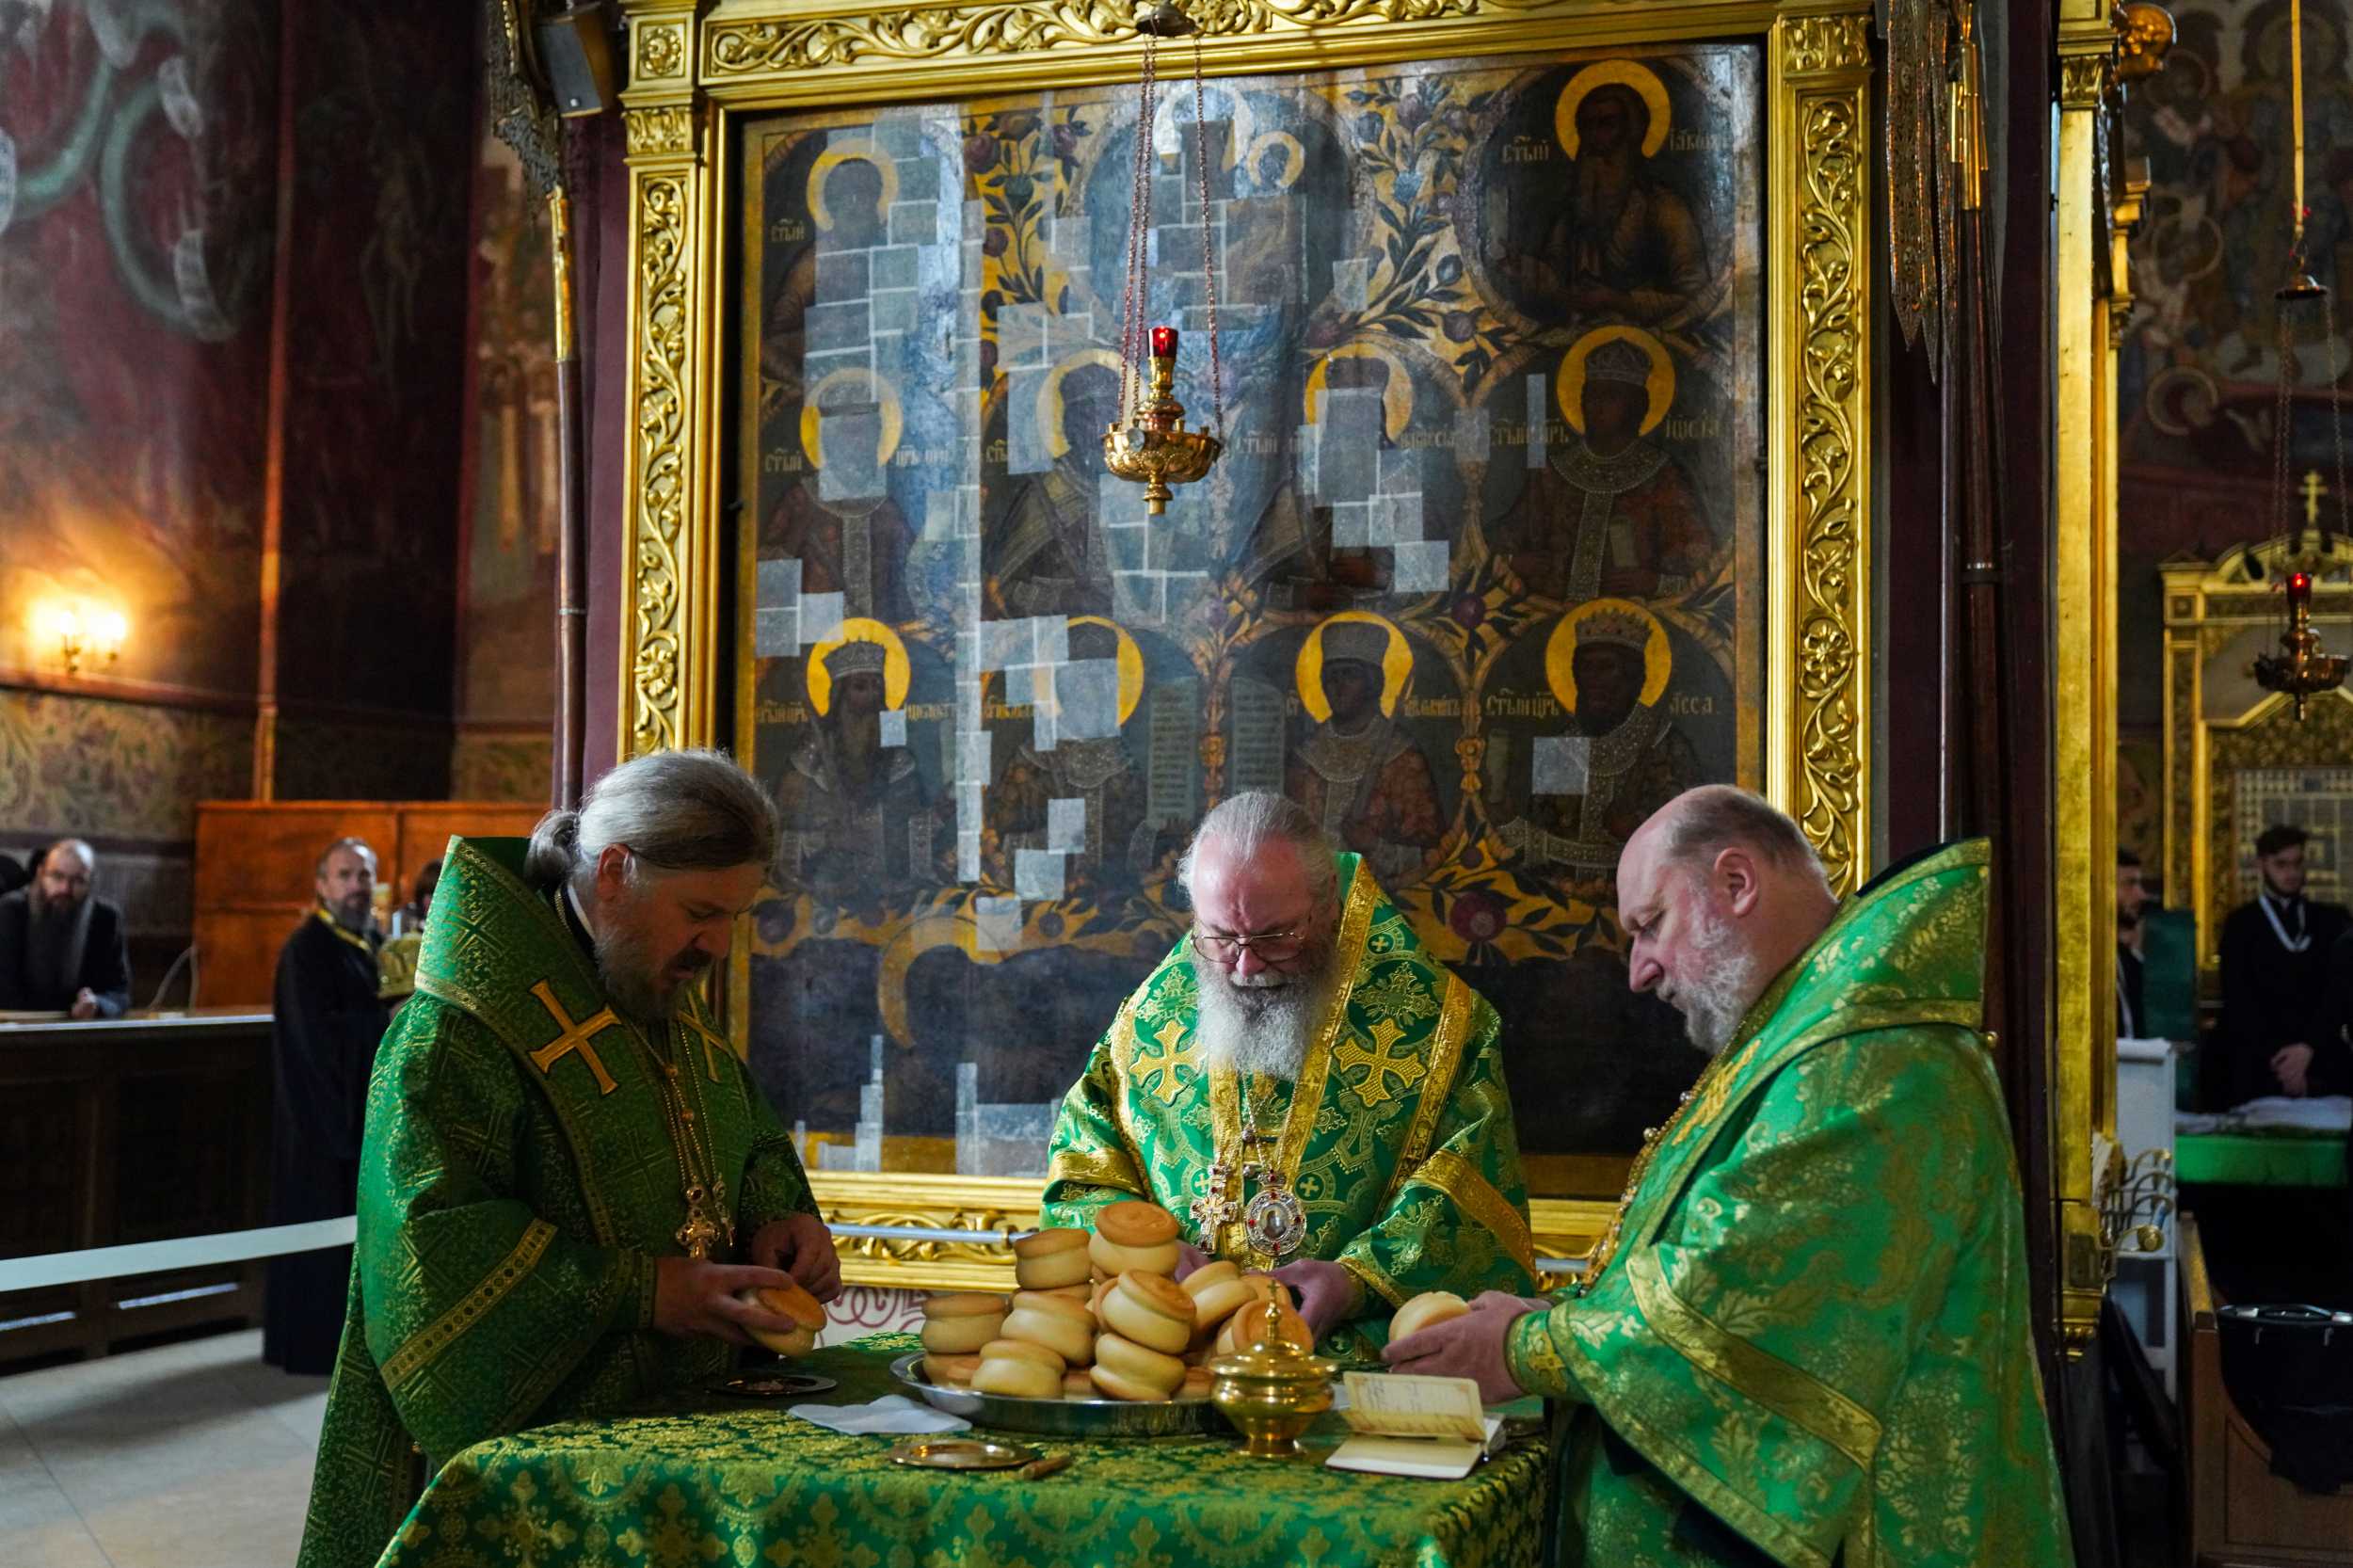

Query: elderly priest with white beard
left=1041, top=792, right=1534, bottom=1352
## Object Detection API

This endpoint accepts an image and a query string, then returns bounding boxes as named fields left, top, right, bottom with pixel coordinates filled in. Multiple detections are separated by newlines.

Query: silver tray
left=888, top=1352, right=1223, bottom=1438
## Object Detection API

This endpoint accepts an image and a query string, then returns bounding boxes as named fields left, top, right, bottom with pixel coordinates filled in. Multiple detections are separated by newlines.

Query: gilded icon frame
left=614, top=0, right=1874, bottom=1288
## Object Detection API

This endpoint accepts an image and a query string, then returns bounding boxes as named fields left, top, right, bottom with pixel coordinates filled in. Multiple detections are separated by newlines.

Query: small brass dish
left=710, top=1372, right=839, bottom=1400
left=888, top=1436, right=1032, bottom=1471
left=1207, top=1330, right=1337, bottom=1459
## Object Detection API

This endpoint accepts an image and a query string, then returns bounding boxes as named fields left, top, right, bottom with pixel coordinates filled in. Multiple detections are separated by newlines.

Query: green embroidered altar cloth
left=2176, top=1131, right=2347, bottom=1188
left=372, top=1336, right=1551, bottom=1568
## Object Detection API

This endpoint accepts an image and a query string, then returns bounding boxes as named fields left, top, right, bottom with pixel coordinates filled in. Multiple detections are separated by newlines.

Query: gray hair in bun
left=524, top=748, right=779, bottom=893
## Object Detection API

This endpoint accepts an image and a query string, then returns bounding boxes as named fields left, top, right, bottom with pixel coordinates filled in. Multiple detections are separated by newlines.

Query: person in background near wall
left=2118, top=849, right=2149, bottom=1038
left=394, top=857, right=441, bottom=936
left=264, top=837, right=392, bottom=1376
left=2217, top=824, right=2351, bottom=1105
left=0, top=838, right=133, bottom=1018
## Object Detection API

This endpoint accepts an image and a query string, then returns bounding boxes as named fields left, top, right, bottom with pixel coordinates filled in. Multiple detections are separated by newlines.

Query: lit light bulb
left=53, top=605, right=81, bottom=641
left=96, top=609, right=127, bottom=654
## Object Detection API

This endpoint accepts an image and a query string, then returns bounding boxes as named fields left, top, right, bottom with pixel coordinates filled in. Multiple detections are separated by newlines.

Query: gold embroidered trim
left=1385, top=975, right=1476, bottom=1208
left=1626, top=1245, right=1881, bottom=1470
left=1076, top=987, right=1155, bottom=1208
left=1299, top=860, right=1382, bottom=1108
left=1044, top=1142, right=1143, bottom=1194
left=1209, top=1064, right=1243, bottom=1257
left=380, top=1219, right=556, bottom=1389
left=1410, top=1147, right=1536, bottom=1281
left=1506, top=1304, right=1570, bottom=1393
left=1558, top=1326, right=1832, bottom=1568
left=1338, top=1251, right=1406, bottom=1309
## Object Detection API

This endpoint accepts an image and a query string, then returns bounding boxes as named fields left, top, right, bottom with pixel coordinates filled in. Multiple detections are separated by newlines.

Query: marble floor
left=0, top=1330, right=325, bottom=1568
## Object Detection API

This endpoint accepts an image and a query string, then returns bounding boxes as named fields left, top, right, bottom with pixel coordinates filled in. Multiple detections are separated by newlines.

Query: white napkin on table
left=787, top=1395, right=971, bottom=1436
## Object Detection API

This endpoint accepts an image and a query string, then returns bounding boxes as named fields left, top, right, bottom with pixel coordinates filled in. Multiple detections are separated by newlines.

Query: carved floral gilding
left=637, top=21, right=686, bottom=79
left=630, top=173, right=692, bottom=759
left=1793, top=90, right=1866, bottom=893
left=625, top=104, right=696, bottom=156
left=812, top=1192, right=1607, bottom=1288
left=705, top=0, right=1478, bottom=72
left=2057, top=52, right=2111, bottom=108
left=1783, top=12, right=1869, bottom=75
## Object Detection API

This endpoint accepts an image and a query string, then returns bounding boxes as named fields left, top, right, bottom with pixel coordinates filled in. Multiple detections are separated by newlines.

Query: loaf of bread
left=736, top=1277, right=825, bottom=1357
left=1012, top=1226, right=1093, bottom=1289
left=1389, top=1289, right=1471, bottom=1342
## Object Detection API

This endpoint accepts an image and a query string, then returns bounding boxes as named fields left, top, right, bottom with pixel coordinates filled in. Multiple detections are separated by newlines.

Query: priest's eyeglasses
left=1188, top=928, right=1305, bottom=966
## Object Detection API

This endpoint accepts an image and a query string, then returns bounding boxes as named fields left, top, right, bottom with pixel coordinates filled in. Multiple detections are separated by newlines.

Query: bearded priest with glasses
left=1039, top=792, right=1534, bottom=1352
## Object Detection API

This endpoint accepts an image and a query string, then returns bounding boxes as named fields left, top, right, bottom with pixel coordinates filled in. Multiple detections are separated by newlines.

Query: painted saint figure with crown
left=1494, top=329, right=1720, bottom=606
left=1497, top=598, right=1701, bottom=873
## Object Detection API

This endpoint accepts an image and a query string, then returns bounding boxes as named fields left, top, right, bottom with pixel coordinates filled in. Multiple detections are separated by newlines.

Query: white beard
left=1190, top=950, right=1329, bottom=1081
left=1672, top=899, right=1765, bottom=1057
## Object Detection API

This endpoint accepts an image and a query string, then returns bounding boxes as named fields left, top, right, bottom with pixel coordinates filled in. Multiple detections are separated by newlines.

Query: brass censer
left=1207, top=1322, right=1337, bottom=1459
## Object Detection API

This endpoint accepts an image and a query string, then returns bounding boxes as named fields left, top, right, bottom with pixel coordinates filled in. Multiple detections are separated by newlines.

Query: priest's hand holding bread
left=1381, top=1288, right=1556, bottom=1404
left=650, top=1258, right=822, bottom=1348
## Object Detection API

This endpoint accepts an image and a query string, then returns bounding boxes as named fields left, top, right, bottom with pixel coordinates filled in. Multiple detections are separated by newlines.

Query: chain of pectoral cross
left=1189, top=1078, right=1284, bottom=1234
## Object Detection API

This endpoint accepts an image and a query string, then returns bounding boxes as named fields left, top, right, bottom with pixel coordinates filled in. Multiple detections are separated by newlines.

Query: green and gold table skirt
left=2177, top=1131, right=2347, bottom=1188
left=375, top=1336, right=1550, bottom=1568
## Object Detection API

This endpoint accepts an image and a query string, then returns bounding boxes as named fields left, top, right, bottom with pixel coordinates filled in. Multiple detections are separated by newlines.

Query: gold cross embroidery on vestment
left=527, top=980, right=621, bottom=1095
left=1334, top=1018, right=1427, bottom=1108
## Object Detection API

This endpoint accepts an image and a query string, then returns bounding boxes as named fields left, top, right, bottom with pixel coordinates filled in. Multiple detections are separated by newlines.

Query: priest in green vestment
left=1041, top=792, right=1534, bottom=1352
left=1385, top=786, right=2072, bottom=1568
left=297, top=750, right=840, bottom=1568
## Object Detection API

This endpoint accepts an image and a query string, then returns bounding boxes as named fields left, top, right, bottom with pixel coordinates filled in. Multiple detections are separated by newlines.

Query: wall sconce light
left=43, top=603, right=128, bottom=676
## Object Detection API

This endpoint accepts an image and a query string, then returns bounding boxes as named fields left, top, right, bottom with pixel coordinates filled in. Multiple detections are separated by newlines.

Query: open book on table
left=1324, top=1372, right=1507, bottom=1480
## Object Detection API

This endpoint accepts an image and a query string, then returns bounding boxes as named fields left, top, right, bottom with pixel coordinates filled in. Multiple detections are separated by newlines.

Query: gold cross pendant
left=677, top=1208, right=723, bottom=1260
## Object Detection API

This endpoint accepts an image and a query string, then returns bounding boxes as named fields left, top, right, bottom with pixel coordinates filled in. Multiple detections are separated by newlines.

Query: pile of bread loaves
left=918, top=1200, right=1314, bottom=1402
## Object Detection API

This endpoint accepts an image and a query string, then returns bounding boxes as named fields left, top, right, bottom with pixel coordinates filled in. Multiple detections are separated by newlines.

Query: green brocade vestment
left=1505, top=841, right=2072, bottom=1568
left=1041, top=853, right=1535, bottom=1350
left=296, top=838, right=817, bottom=1568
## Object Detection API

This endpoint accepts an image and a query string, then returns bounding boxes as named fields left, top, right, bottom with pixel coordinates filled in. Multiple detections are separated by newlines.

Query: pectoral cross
left=528, top=980, right=621, bottom=1095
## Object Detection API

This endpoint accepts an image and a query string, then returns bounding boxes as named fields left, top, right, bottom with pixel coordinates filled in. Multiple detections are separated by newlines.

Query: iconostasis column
left=619, top=3, right=724, bottom=760
left=1767, top=13, right=1874, bottom=896
left=2053, top=2, right=2123, bottom=1358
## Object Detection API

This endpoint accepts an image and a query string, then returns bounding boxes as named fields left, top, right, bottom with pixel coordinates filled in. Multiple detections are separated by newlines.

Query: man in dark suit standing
left=2216, top=824, right=2353, bottom=1106
left=264, top=837, right=392, bottom=1375
left=0, top=839, right=132, bottom=1017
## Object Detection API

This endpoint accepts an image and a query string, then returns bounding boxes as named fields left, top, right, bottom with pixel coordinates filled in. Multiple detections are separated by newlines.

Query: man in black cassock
left=264, top=836, right=392, bottom=1375
left=0, top=839, right=133, bottom=1017
left=2215, top=824, right=2352, bottom=1107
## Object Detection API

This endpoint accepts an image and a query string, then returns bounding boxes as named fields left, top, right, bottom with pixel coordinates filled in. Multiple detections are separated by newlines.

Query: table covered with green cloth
left=374, top=1336, right=1551, bottom=1568
left=2176, top=1131, right=2347, bottom=1187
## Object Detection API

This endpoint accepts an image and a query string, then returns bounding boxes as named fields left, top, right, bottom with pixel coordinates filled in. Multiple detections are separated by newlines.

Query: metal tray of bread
left=888, top=1352, right=1222, bottom=1438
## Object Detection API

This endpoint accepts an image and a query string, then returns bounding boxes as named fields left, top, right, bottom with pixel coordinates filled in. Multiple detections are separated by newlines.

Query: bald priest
left=1041, top=792, right=1535, bottom=1351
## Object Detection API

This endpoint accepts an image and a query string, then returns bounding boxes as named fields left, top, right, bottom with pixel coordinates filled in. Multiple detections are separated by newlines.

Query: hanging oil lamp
left=1101, top=0, right=1225, bottom=515
left=2253, top=568, right=2349, bottom=720
left=2250, top=0, right=2348, bottom=717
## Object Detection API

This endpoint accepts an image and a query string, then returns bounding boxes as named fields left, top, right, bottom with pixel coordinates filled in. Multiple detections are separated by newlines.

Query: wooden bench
left=2180, top=1211, right=2353, bottom=1565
